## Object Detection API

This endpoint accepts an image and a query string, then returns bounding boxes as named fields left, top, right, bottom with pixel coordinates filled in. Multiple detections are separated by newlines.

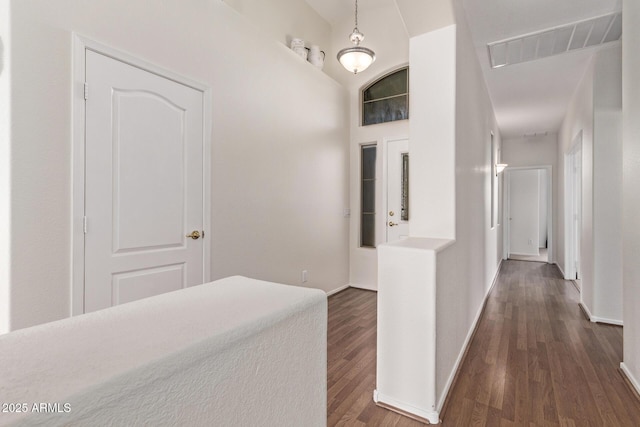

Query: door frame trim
left=503, top=165, right=554, bottom=263
left=564, top=132, right=583, bottom=281
left=71, top=34, right=213, bottom=316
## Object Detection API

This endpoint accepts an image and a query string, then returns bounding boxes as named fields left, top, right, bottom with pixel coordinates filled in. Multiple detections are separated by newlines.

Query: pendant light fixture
left=337, top=0, right=376, bottom=74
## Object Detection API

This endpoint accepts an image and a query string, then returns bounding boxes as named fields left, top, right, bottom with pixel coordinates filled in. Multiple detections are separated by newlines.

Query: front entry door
left=84, top=50, right=205, bottom=313
left=386, top=139, right=409, bottom=242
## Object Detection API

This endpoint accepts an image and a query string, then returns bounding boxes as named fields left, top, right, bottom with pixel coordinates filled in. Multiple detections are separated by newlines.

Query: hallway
left=441, top=260, right=640, bottom=425
left=328, top=260, right=640, bottom=425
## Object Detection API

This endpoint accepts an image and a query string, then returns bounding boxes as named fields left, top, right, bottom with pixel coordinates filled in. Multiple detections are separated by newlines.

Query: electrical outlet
left=528, top=239, right=533, bottom=245
left=302, top=270, right=308, bottom=283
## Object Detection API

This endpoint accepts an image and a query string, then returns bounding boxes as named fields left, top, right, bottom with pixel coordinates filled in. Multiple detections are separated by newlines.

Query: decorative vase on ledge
left=308, top=45, right=325, bottom=70
left=290, top=38, right=307, bottom=61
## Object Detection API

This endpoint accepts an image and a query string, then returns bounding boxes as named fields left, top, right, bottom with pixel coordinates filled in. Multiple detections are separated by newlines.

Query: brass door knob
left=389, top=211, right=395, bottom=216
left=389, top=221, right=398, bottom=227
left=186, top=230, right=201, bottom=240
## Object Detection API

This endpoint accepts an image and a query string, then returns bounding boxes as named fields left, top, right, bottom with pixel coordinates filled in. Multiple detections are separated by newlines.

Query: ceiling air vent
left=488, top=12, right=622, bottom=69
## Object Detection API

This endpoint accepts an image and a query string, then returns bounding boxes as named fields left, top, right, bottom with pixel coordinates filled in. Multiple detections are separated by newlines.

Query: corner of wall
left=592, top=42, right=623, bottom=322
left=620, top=363, right=640, bottom=398
left=557, top=52, right=595, bottom=308
left=409, top=25, right=457, bottom=240
left=622, top=0, right=640, bottom=385
left=0, top=0, right=11, bottom=334
left=432, top=6, right=503, bottom=409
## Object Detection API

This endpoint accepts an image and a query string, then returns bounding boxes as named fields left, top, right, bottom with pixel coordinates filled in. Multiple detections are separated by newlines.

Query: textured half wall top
left=0, top=276, right=328, bottom=426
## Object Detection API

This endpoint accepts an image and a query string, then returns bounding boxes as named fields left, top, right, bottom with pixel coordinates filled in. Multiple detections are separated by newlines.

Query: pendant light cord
left=355, top=0, right=359, bottom=29
left=337, top=0, right=375, bottom=74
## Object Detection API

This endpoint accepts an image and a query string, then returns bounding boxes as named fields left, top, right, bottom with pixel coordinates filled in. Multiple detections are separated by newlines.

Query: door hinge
left=84, top=82, right=89, bottom=100
left=83, top=216, right=88, bottom=234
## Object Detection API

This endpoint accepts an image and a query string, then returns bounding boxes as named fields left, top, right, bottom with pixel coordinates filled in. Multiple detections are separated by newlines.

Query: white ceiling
left=303, top=0, right=391, bottom=27
left=461, top=0, right=622, bottom=138
left=304, top=0, right=622, bottom=139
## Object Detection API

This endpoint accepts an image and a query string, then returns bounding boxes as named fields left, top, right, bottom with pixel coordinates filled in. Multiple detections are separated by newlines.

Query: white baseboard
left=590, top=315, right=623, bottom=326
left=374, top=390, right=440, bottom=424
left=509, top=251, right=540, bottom=257
left=577, top=302, right=623, bottom=325
left=349, top=283, right=377, bottom=292
left=490, top=259, right=504, bottom=294
left=326, top=284, right=350, bottom=297
left=620, top=363, right=640, bottom=396
left=555, top=262, right=567, bottom=279
left=579, top=302, right=593, bottom=321
left=436, top=259, right=503, bottom=412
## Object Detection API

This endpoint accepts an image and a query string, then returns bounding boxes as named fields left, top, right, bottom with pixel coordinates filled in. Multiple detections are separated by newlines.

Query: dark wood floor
left=327, top=260, right=640, bottom=426
left=327, top=287, right=424, bottom=426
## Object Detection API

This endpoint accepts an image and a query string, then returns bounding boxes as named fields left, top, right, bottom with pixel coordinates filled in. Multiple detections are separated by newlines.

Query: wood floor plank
left=327, top=261, right=640, bottom=426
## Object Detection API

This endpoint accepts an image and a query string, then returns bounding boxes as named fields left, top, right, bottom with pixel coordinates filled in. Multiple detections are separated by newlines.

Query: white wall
left=224, top=0, right=331, bottom=54
left=410, top=27, right=456, bottom=240
left=558, top=59, right=594, bottom=309
left=377, top=237, right=452, bottom=423
left=622, top=0, right=640, bottom=393
left=0, top=0, right=10, bottom=334
left=557, top=45, right=622, bottom=323
left=558, top=44, right=623, bottom=323
left=593, top=45, right=623, bottom=323
left=7, top=0, right=350, bottom=330
left=434, top=5, right=502, bottom=407
left=378, top=23, right=457, bottom=419
left=377, top=4, right=502, bottom=415
left=503, top=134, right=558, bottom=165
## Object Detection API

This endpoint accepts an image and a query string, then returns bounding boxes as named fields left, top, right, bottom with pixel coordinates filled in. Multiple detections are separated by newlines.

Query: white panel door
left=84, top=50, right=205, bottom=313
left=386, top=139, right=409, bottom=242
left=508, top=170, right=540, bottom=256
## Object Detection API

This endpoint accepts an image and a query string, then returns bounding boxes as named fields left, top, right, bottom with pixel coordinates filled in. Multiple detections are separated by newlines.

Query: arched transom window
left=362, top=67, right=409, bottom=126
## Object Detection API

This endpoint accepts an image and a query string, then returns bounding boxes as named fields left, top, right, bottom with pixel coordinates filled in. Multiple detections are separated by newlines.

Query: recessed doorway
left=504, top=166, right=553, bottom=263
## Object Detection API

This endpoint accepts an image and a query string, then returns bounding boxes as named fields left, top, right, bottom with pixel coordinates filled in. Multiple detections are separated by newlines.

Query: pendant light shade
left=337, top=46, right=376, bottom=74
left=337, top=0, right=376, bottom=74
